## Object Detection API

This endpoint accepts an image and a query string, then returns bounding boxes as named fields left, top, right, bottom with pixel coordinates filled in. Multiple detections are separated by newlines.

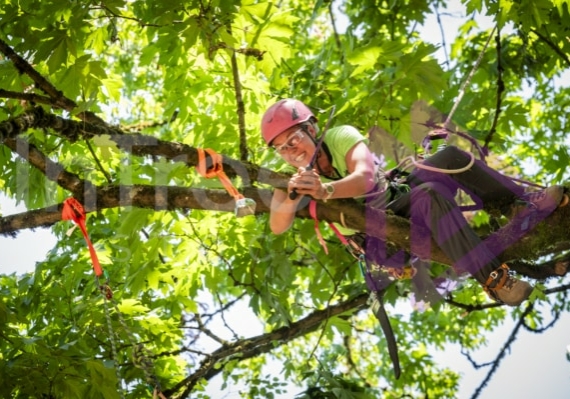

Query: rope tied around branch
left=196, top=148, right=243, bottom=200
left=61, top=197, right=169, bottom=398
left=196, top=148, right=256, bottom=217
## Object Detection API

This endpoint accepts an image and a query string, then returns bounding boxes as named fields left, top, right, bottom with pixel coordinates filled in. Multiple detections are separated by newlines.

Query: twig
left=305, top=257, right=352, bottom=364
left=91, top=4, right=163, bottom=28
left=85, top=139, right=113, bottom=184
left=343, top=334, right=373, bottom=387
left=445, top=295, right=502, bottom=311
left=544, top=282, right=570, bottom=295
left=470, top=303, right=534, bottom=399
left=215, top=292, right=240, bottom=341
left=328, top=2, right=343, bottom=60
left=485, top=26, right=504, bottom=149
left=0, top=89, right=54, bottom=106
left=0, top=38, right=105, bottom=124
left=522, top=300, right=564, bottom=334
left=229, top=47, right=248, bottom=162
left=460, top=346, right=495, bottom=370
left=194, top=313, right=230, bottom=346
left=433, top=1, right=450, bottom=68
left=184, top=217, right=261, bottom=294
left=530, top=28, right=570, bottom=68
left=140, top=228, right=167, bottom=264
left=198, top=293, right=247, bottom=323
left=447, top=280, right=570, bottom=312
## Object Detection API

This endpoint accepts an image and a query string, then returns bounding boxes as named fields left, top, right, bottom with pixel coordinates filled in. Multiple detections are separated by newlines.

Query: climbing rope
left=101, top=285, right=126, bottom=399
left=443, top=25, right=497, bottom=130
left=62, top=198, right=167, bottom=398
left=196, top=148, right=256, bottom=217
left=398, top=25, right=498, bottom=176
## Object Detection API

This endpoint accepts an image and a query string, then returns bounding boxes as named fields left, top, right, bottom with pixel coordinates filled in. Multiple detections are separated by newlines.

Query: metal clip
left=235, top=197, right=256, bottom=218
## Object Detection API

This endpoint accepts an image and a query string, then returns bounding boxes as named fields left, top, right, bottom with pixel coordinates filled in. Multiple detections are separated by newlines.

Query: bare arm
left=269, top=188, right=302, bottom=234
left=269, top=141, right=376, bottom=234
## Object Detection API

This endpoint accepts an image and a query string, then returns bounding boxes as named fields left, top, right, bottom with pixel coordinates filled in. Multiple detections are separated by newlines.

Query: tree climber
left=261, top=99, right=566, bottom=306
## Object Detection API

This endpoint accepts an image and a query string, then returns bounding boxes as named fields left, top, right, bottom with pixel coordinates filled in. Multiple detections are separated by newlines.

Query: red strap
left=61, top=198, right=104, bottom=277
left=309, top=200, right=356, bottom=256
left=309, top=200, right=330, bottom=254
left=327, top=220, right=349, bottom=245
left=196, top=148, right=243, bottom=200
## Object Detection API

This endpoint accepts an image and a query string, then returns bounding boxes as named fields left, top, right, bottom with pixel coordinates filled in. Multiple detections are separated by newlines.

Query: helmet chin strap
left=302, top=122, right=324, bottom=172
left=307, top=125, right=341, bottom=179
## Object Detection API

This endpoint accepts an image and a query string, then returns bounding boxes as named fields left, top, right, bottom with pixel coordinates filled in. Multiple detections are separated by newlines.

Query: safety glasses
left=272, top=129, right=305, bottom=154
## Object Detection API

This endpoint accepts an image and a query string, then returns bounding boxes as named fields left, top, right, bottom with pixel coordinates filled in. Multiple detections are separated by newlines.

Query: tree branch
left=229, top=46, right=248, bottom=162
left=2, top=137, right=91, bottom=196
left=164, top=292, right=370, bottom=398
left=484, top=26, right=504, bottom=148
left=0, top=38, right=105, bottom=124
left=0, top=89, right=54, bottom=106
left=2, top=108, right=570, bottom=281
left=529, top=28, right=570, bottom=68
left=470, top=303, right=534, bottom=399
left=0, top=38, right=75, bottom=110
left=0, top=107, right=290, bottom=188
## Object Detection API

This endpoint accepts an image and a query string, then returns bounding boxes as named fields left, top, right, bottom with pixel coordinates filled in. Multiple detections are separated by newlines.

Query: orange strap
left=196, top=148, right=243, bottom=200
left=61, top=198, right=104, bottom=277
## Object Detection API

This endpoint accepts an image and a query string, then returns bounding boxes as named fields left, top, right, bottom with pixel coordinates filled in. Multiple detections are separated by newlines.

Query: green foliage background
left=1, top=0, right=569, bottom=398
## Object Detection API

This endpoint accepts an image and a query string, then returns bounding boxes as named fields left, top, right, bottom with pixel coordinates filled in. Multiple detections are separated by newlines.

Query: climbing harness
left=196, top=148, right=256, bottom=217
left=301, top=28, right=500, bottom=377
left=62, top=198, right=168, bottom=399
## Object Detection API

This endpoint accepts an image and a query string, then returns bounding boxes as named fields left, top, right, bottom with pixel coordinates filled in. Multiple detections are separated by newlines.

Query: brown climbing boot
left=510, top=185, right=567, bottom=220
left=483, top=264, right=533, bottom=306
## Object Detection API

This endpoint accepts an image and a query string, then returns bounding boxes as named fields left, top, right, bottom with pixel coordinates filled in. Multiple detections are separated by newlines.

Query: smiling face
left=271, top=124, right=317, bottom=167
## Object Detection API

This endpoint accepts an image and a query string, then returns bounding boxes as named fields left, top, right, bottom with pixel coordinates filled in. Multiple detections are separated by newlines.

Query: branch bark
left=165, top=292, right=370, bottom=398
left=1, top=108, right=570, bottom=280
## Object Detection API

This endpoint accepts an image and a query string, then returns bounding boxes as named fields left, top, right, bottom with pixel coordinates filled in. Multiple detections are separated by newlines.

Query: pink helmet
left=261, top=99, right=315, bottom=145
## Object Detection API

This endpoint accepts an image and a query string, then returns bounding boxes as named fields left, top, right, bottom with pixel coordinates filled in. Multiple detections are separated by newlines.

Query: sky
left=1, top=1, right=570, bottom=398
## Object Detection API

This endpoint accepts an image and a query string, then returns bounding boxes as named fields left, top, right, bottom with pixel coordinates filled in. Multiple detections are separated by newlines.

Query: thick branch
left=0, top=38, right=76, bottom=110
left=0, top=38, right=105, bottom=124
left=165, top=292, right=370, bottom=398
left=3, top=137, right=88, bottom=196
left=2, top=108, right=570, bottom=280
left=0, top=107, right=289, bottom=188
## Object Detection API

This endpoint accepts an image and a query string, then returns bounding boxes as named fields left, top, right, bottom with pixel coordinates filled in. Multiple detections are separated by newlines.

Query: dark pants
left=364, top=145, right=525, bottom=291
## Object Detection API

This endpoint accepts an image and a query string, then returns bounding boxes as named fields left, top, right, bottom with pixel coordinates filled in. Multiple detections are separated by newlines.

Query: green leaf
left=117, top=298, right=150, bottom=315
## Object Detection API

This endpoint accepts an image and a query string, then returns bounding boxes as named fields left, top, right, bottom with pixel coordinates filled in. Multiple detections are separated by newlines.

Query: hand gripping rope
left=62, top=198, right=167, bottom=399
left=196, top=148, right=256, bottom=217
